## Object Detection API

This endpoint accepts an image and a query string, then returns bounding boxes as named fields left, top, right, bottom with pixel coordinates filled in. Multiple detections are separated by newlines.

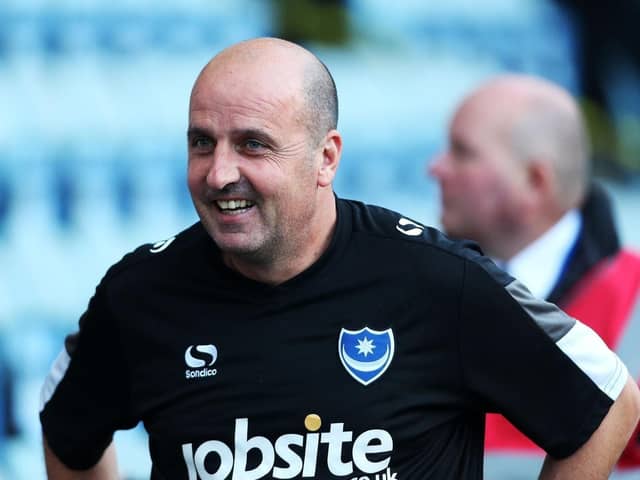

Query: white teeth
left=216, top=199, right=254, bottom=211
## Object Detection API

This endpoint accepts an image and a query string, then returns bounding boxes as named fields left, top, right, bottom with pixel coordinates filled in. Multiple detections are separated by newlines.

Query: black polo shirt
left=40, top=198, right=624, bottom=479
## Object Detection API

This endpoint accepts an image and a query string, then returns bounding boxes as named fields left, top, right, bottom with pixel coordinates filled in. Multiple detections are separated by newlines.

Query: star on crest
left=355, top=337, right=376, bottom=357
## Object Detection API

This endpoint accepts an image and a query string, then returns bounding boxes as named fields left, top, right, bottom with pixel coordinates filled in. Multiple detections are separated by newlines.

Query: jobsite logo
left=181, top=414, right=399, bottom=479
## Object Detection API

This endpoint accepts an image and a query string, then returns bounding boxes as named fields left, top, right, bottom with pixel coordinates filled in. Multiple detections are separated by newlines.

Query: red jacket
left=485, top=249, right=640, bottom=466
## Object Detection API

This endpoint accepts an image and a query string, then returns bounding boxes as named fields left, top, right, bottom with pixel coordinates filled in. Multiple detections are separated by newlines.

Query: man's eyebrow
left=231, top=128, right=278, bottom=146
left=186, top=126, right=211, bottom=138
left=186, top=127, right=278, bottom=146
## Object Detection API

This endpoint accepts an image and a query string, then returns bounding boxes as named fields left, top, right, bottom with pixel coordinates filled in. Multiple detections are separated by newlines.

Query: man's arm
left=44, top=437, right=119, bottom=480
left=539, top=375, right=640, bottom=479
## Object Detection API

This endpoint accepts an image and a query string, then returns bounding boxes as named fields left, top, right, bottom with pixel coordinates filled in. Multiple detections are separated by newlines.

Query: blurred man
left=429, top=74, right=640, bottom=466
left=40, top=42, right=640, bottom=479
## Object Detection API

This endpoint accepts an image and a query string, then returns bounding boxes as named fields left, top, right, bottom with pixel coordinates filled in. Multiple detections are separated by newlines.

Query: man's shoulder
left=338, top=198, right=511, bottom=286
left=340, top=198, right=484, bottom=259
left=102, top=222, right=208, bottom=284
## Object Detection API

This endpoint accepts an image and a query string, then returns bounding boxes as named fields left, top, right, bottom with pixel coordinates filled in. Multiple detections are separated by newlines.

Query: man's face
left=187, top=62, right=322, bottom=265
left=429, top=97, right=524, bottom=246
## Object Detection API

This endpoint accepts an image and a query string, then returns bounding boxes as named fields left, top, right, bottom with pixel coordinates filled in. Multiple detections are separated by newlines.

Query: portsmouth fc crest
left=338, top=327, right=395, bottom=386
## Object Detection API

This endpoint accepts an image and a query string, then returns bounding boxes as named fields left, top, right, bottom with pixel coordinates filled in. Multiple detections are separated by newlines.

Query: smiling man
left=40, top=39, right=640, bottom=480
left=186, top=40, right=340, bottom=284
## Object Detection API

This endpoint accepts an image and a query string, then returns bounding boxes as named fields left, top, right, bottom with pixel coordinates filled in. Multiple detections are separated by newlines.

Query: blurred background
left=0, top=0, right=639, bottom=478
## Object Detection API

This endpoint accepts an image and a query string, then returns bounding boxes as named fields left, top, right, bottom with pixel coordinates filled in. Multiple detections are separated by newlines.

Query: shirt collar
left=498, top=209, right=582, bottom=299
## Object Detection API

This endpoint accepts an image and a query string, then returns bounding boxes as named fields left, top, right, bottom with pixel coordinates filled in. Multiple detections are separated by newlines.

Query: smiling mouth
left=215, top=199, right=255, bottom=213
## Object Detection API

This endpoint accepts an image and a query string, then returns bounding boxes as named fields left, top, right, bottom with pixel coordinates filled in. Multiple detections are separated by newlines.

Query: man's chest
left=116, top=287, right=469, bottom=479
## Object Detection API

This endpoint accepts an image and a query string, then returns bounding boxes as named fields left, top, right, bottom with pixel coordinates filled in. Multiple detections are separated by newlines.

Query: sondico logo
left=182, top=414, right=395, bottom=480
left=149, top=236, right=176, bottom=253
left=395, top=218, right=424, bottom=237
left=185, top=345, right=218, bottom=380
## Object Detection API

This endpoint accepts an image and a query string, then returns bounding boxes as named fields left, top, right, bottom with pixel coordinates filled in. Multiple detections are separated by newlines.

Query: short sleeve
left=459, top=259, right=627, bottom=458
left=40, top=283, right=136, bottom=469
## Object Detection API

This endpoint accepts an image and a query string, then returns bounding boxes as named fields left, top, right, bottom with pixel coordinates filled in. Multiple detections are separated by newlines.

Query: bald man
left=430, top=75, right=591, bottom=283
left=41, top=42, right=640, bottom=479
left=430, top=74, right=640, bottom=463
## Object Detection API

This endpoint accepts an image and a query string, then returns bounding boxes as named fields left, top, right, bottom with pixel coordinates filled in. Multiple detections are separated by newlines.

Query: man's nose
left=205, top=144, right=241, bottom=190
left=427, top=151, right=448, bottom=178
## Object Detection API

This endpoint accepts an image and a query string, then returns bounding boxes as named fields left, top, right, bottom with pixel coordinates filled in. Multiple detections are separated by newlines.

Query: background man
left=429, top=74, right=640, bottom=466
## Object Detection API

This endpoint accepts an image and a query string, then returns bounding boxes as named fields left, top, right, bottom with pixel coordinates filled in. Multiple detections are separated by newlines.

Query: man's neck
left=223, top=199, right=337, bottom=285
left=497, top=210, right=582, bottom=299
left=491, top=208, right=568, bottom=262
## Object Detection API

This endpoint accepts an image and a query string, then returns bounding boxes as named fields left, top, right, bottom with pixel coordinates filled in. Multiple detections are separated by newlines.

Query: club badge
left=338, top=327, right=395, bottom=386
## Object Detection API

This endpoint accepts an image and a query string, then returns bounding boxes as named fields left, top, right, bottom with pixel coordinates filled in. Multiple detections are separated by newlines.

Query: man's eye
left=191, top=137, right=213, bottom=149
left=238, top=139, right=268, bottom=155
left=451, top=143, right=473, bottom=162
left=245, top=139, right=265, bottom=150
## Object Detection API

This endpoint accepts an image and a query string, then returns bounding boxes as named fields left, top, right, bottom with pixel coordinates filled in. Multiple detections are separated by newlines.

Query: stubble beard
left=194, top=201, right=283, bottom=267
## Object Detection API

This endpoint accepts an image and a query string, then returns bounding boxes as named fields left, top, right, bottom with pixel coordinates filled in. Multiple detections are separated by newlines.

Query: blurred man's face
left=428, top=96, right=524, bottom=248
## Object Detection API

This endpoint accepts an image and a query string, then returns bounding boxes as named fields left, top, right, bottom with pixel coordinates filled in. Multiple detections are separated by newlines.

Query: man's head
left=429, top=74, right=590, bottom=260
left=187, top=37, right=342, bottom=282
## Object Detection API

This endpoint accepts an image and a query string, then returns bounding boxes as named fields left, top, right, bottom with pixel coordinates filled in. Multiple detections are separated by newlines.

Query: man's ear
left=318, top=130, right=342, bottom=187
left=526, top=159, right=554, bottom=195
left=525, top=159, right=558, bottom=211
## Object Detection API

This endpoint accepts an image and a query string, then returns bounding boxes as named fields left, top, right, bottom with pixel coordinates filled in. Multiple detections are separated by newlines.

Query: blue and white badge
left=338, top=327, right=395, bottom=386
